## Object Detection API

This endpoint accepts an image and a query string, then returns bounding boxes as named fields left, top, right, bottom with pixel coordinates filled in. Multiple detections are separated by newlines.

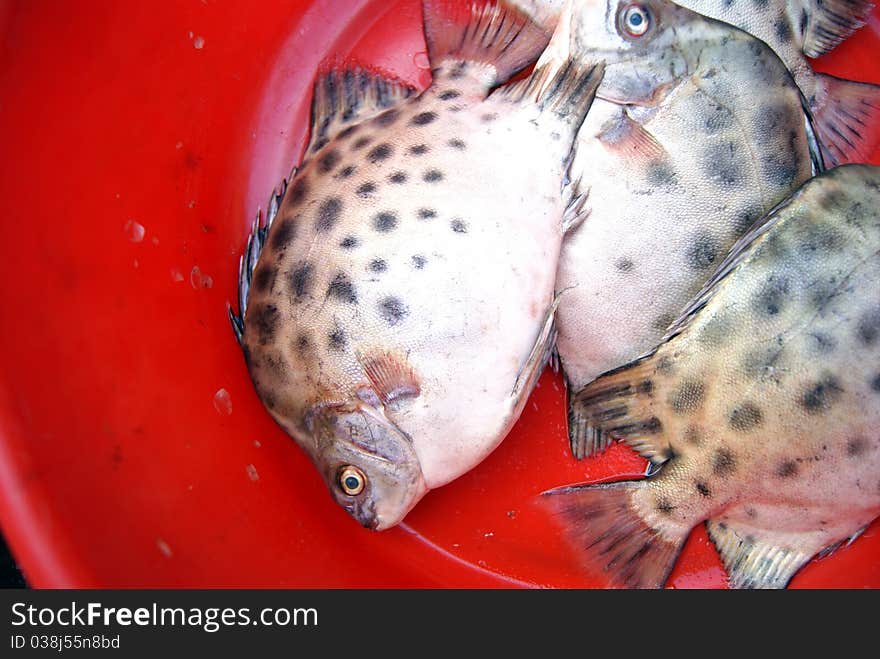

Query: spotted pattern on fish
left=799, top=375, right=843, bottom=414
left=686, top=233, right=720, bottom=270
left=254, top=266, right=277, bottom=293
left=728, top=403, right=763, bottom=431
left=379, top=297, right=408, bottom=326
left=327, top=272, right=357, bottom=304
left=356, top=182, right=378, bottom=198
left=450, top=219, right=468, bottom=233
left=289, top=262, right=314, bottom=300
left=412, top=111, right=438, bottom=126
left=615, top=257, right=635, bottom=273
left=271, top=219, right=296, bottom=250
left=315, top=197, right=343, bottom=232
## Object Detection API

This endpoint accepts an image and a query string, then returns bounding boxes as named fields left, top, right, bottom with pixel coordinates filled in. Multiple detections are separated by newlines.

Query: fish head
left=305, top=400, right=428, bottom=531
left=560, top=0, right=716, bottom=106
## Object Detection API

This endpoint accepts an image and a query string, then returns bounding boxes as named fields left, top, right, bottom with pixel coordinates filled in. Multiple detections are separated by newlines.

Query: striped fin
left=228, top=179, right=288, bottom=345
left=542, top=480, right=686, bottom=589
left=567, top=354, right=672, bottom=463
left=803, top=0, right=874, bottom=58
left=706, top=520, right=816, bottom=589
left=307, top=68, right=415, bottom=154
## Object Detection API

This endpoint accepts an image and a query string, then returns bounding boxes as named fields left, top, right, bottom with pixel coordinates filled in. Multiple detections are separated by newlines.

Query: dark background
left=0, top=531, right=26, bottom=588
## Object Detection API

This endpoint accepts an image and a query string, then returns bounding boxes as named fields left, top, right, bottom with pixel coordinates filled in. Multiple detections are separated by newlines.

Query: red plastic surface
left=0, top=0, right=878, bottom=588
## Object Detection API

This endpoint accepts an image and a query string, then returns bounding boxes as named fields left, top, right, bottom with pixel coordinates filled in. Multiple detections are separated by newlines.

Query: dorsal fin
left=228, top=179, right=289, bottom=345
left=307, top=68, right=416, bottom=155
left=802, top=0, right=874, bottom=58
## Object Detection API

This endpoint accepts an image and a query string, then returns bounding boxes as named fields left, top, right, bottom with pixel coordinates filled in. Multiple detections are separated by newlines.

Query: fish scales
left=233, top=0, right=603, bottom=530
left=547, top=164, right=880, bottom=589
left=531, top=0, right=817, bottom=457
left=511, top=0, right=880, bottom=166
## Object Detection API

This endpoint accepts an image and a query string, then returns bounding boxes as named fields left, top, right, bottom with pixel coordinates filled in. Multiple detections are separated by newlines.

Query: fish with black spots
left=546, top=164, right=880, bottom=588
left=530, top=0, right=820, bottom=458
left=510, top=0, right=880, bottom=165
left=228, top=0, right=603, bottom=530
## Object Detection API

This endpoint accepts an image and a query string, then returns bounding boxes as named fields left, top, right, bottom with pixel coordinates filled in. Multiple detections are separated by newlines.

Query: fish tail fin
left=567, top=353, right=672, bottom=463
left=812, top=72, right=880, bottom=166
left=541, top=480, right=687, bottom=588
left=307, top=68, right=416, bottom=154
left=420, top=0, right=551, bottom=86
left=802, top=0, right=874, bottom=58
left=706, top=519, right=818, bottom=589
left=228, top=180, right=289, bottom=345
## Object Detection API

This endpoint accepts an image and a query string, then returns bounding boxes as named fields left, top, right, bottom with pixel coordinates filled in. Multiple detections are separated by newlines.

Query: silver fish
left=510, top=0, right=880, bottom=166
left=535, top=0, right=818, bottom=457
left=230, top=0, right=603, bottom=530
left=546, top=164, right=880, bottom=589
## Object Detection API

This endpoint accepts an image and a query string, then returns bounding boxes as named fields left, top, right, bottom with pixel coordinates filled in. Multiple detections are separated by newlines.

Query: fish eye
left=619, top=3, right=652, bottom=38
left=339, top=465, right=366, bottom=496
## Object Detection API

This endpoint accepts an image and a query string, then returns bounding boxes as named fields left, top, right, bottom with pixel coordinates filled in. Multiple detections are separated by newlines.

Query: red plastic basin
left=0, top=0, right=877, bottom=588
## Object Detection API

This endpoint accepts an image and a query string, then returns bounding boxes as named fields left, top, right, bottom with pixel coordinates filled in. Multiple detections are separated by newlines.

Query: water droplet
left=175, top=141, right=183, bottom=150
left=133, top=259, right=139, bottom=269
left=483, top=532, right=494, bottom=538
left=193, top=35, right=205, bottom=49
left=187, top=30, right=193, bottom=39
left=124, top=219, right=145, bottom=243
left=188, top=200, right=196, bottom=209
left=413, top=51, right=430, bottom=69
left=190, top=266, right=213, bottom=289
left=151, top=237, right=159, bottom=246
left=213, top=388, right=232, bottom=415
left=170, top=267, right=184, bottom=282
left=246, top=464, right=259, bottom=482
left=253, top=440, right=262, bottom=448
left=156, top=538, right=173, bottom=558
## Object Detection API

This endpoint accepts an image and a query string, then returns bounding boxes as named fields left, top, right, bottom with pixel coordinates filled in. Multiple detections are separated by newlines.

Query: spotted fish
left=545, top=164, right=880, bottom=589
left=229, top=0, right=603, bottom=530
left=531, top=0, right=819, bottom=457
left=510, top=0, right=880, bottom=166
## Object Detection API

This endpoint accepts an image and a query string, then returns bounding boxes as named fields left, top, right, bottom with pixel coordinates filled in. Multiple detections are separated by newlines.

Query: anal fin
left=567, top=353, right=672, bottom=462
left=541, top=480, right=686, bottom=588
left=706, top=519, right=818, bottom=589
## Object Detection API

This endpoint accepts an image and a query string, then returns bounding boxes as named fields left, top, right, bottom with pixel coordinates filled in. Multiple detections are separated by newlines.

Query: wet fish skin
left=511, top=0, right=880, bottom=165
left=534, top=0, right=816, bottom=455
left=548, top=164, right=880, bottom=589
left=233, top=1, right=603, bottom=530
